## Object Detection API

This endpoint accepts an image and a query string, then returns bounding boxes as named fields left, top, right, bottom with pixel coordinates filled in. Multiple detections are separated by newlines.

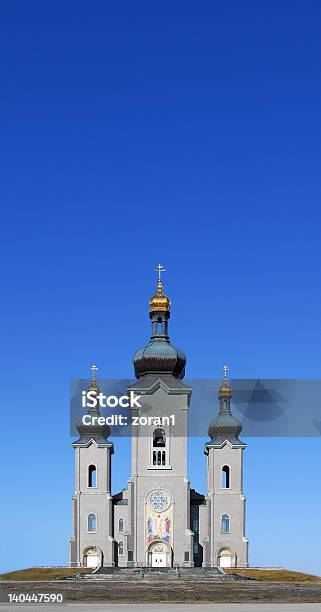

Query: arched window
left=221, top=514, right=230, bottom=533
left=118, top=518, right=124, bottom=533
left=118, top=541, right=124, bottom=555
left=153, top=428, right=166, bottom=447
left=152, top=428, right=167, bottom=467
left=88, top=513, right=97, bottom=532
left=221, top=465, right=230, bottom=489
left=88, top=465, right=97, bottom=488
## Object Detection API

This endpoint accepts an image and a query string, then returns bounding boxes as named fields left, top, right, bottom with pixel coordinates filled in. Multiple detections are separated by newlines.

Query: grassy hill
left=0, top=567, right=92, bottom=581
left=225, top=568, right=321, bottom=582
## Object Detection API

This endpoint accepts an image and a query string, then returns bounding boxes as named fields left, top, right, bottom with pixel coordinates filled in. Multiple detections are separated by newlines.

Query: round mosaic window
left=148, top=489, right=170, bottom=512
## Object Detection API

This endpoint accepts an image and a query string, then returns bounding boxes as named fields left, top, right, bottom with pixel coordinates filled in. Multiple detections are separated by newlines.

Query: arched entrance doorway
left=217, top=548, right=235, bottom=568
left=83, top=546, right=103, bottom=568
left=147, top=541, right=172, bottom=567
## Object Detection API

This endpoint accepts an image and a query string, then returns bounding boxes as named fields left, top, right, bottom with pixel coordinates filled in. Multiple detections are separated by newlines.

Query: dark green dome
left=75, top=381, right=111, bottom=445
left=76, top=413, right=111, bottom=443
left=208, top=412, right=243, bottom=440
left=133, top=338, right=186, bottom=379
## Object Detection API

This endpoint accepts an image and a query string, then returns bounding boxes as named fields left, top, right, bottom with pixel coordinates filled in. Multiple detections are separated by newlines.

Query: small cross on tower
left=90, top=363, right=98, bottom=381
left=223, top=364, right=230, bottom=382
left=156, top=263, right=166, bottom=283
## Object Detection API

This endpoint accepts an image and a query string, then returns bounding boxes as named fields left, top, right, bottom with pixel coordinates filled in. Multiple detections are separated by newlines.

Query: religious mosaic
left=146, top=489, right=173, bottom=546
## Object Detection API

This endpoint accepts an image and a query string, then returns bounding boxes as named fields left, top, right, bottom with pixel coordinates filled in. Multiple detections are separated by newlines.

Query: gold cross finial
left=223, top=364, right=230, bottom=382
left=90, top=363, right=98, bottom=381
left=156, top=263, right=166, bottom=283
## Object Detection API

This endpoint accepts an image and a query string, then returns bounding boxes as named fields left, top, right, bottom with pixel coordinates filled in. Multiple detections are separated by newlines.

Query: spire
left=133, top=266, right=186, bottom=379
left=73, top=364, right=112, bottom=447
left=223, top=364, right=229, bottom=383
left=149, top=263, right=171, bottom=338
left=156, top=263, right=165, bottom=282
left=206, top=365, right=245, bottom=449
left=88, top=364, right=99, bottom=394
left=90, top=363, right=98, bottom=382
left=86, top=364, right=101, bottom=414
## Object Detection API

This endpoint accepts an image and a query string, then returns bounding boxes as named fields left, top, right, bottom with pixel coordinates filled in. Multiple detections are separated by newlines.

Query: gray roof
left=128, top=373, right=191, bottom=395
left=113, top=489, right=128, bottom=505
left=190, top=488, right=206, bottom=504
left=205, top=436, right=246, bottom=451
left=72, top=435, right=114, bottom=450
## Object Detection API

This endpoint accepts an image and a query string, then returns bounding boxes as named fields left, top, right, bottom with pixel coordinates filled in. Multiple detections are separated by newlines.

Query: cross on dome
left=156, top=263, right=166, bottom=283
left=90, top=364, right=98, bottom=381
left=223, top=364, right=230, bottom=382
left=219, top=363, right=232, bottom=399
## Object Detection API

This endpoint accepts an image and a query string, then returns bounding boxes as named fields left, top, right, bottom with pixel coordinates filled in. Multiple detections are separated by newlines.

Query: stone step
left=96, top=566, right=223, bottom=576
left=62, top=566, right=250, bottom=582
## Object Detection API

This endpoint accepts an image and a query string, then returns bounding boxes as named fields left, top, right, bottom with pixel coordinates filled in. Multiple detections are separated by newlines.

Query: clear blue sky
left=1, top=1, right=321, bottom=575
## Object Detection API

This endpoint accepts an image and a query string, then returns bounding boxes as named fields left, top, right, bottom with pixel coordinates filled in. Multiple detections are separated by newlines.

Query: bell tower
left=125, top=266, right=193, bottom=567
left=69, top=366, right=115, bottom=568
left=202, top=367, right=249, bottom=568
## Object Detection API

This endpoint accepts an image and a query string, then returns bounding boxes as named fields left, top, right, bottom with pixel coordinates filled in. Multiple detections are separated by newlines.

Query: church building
left=69, top=269, right=249, bottom=569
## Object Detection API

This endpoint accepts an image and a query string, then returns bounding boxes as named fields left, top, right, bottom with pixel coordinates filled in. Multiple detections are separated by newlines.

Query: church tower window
left=221, top=514, right=230, bottom=533
left=151, top=427, right=169, bottom=468
left=118, top=518, right=124, bottom=533
left=221, top=465, right=230, bottom=488
left=153, top=428, right=166, bottom=447
left=88, top=513, right=97, bottom=532
left=88, top=465, right=97, bottom=488
left=118, top=541, right=124, bottom=555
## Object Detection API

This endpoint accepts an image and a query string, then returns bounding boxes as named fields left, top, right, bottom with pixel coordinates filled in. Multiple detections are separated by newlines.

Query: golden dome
left=149, top=280, right=171, bottom=312
left=219, top=380, right=232, bottom=398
